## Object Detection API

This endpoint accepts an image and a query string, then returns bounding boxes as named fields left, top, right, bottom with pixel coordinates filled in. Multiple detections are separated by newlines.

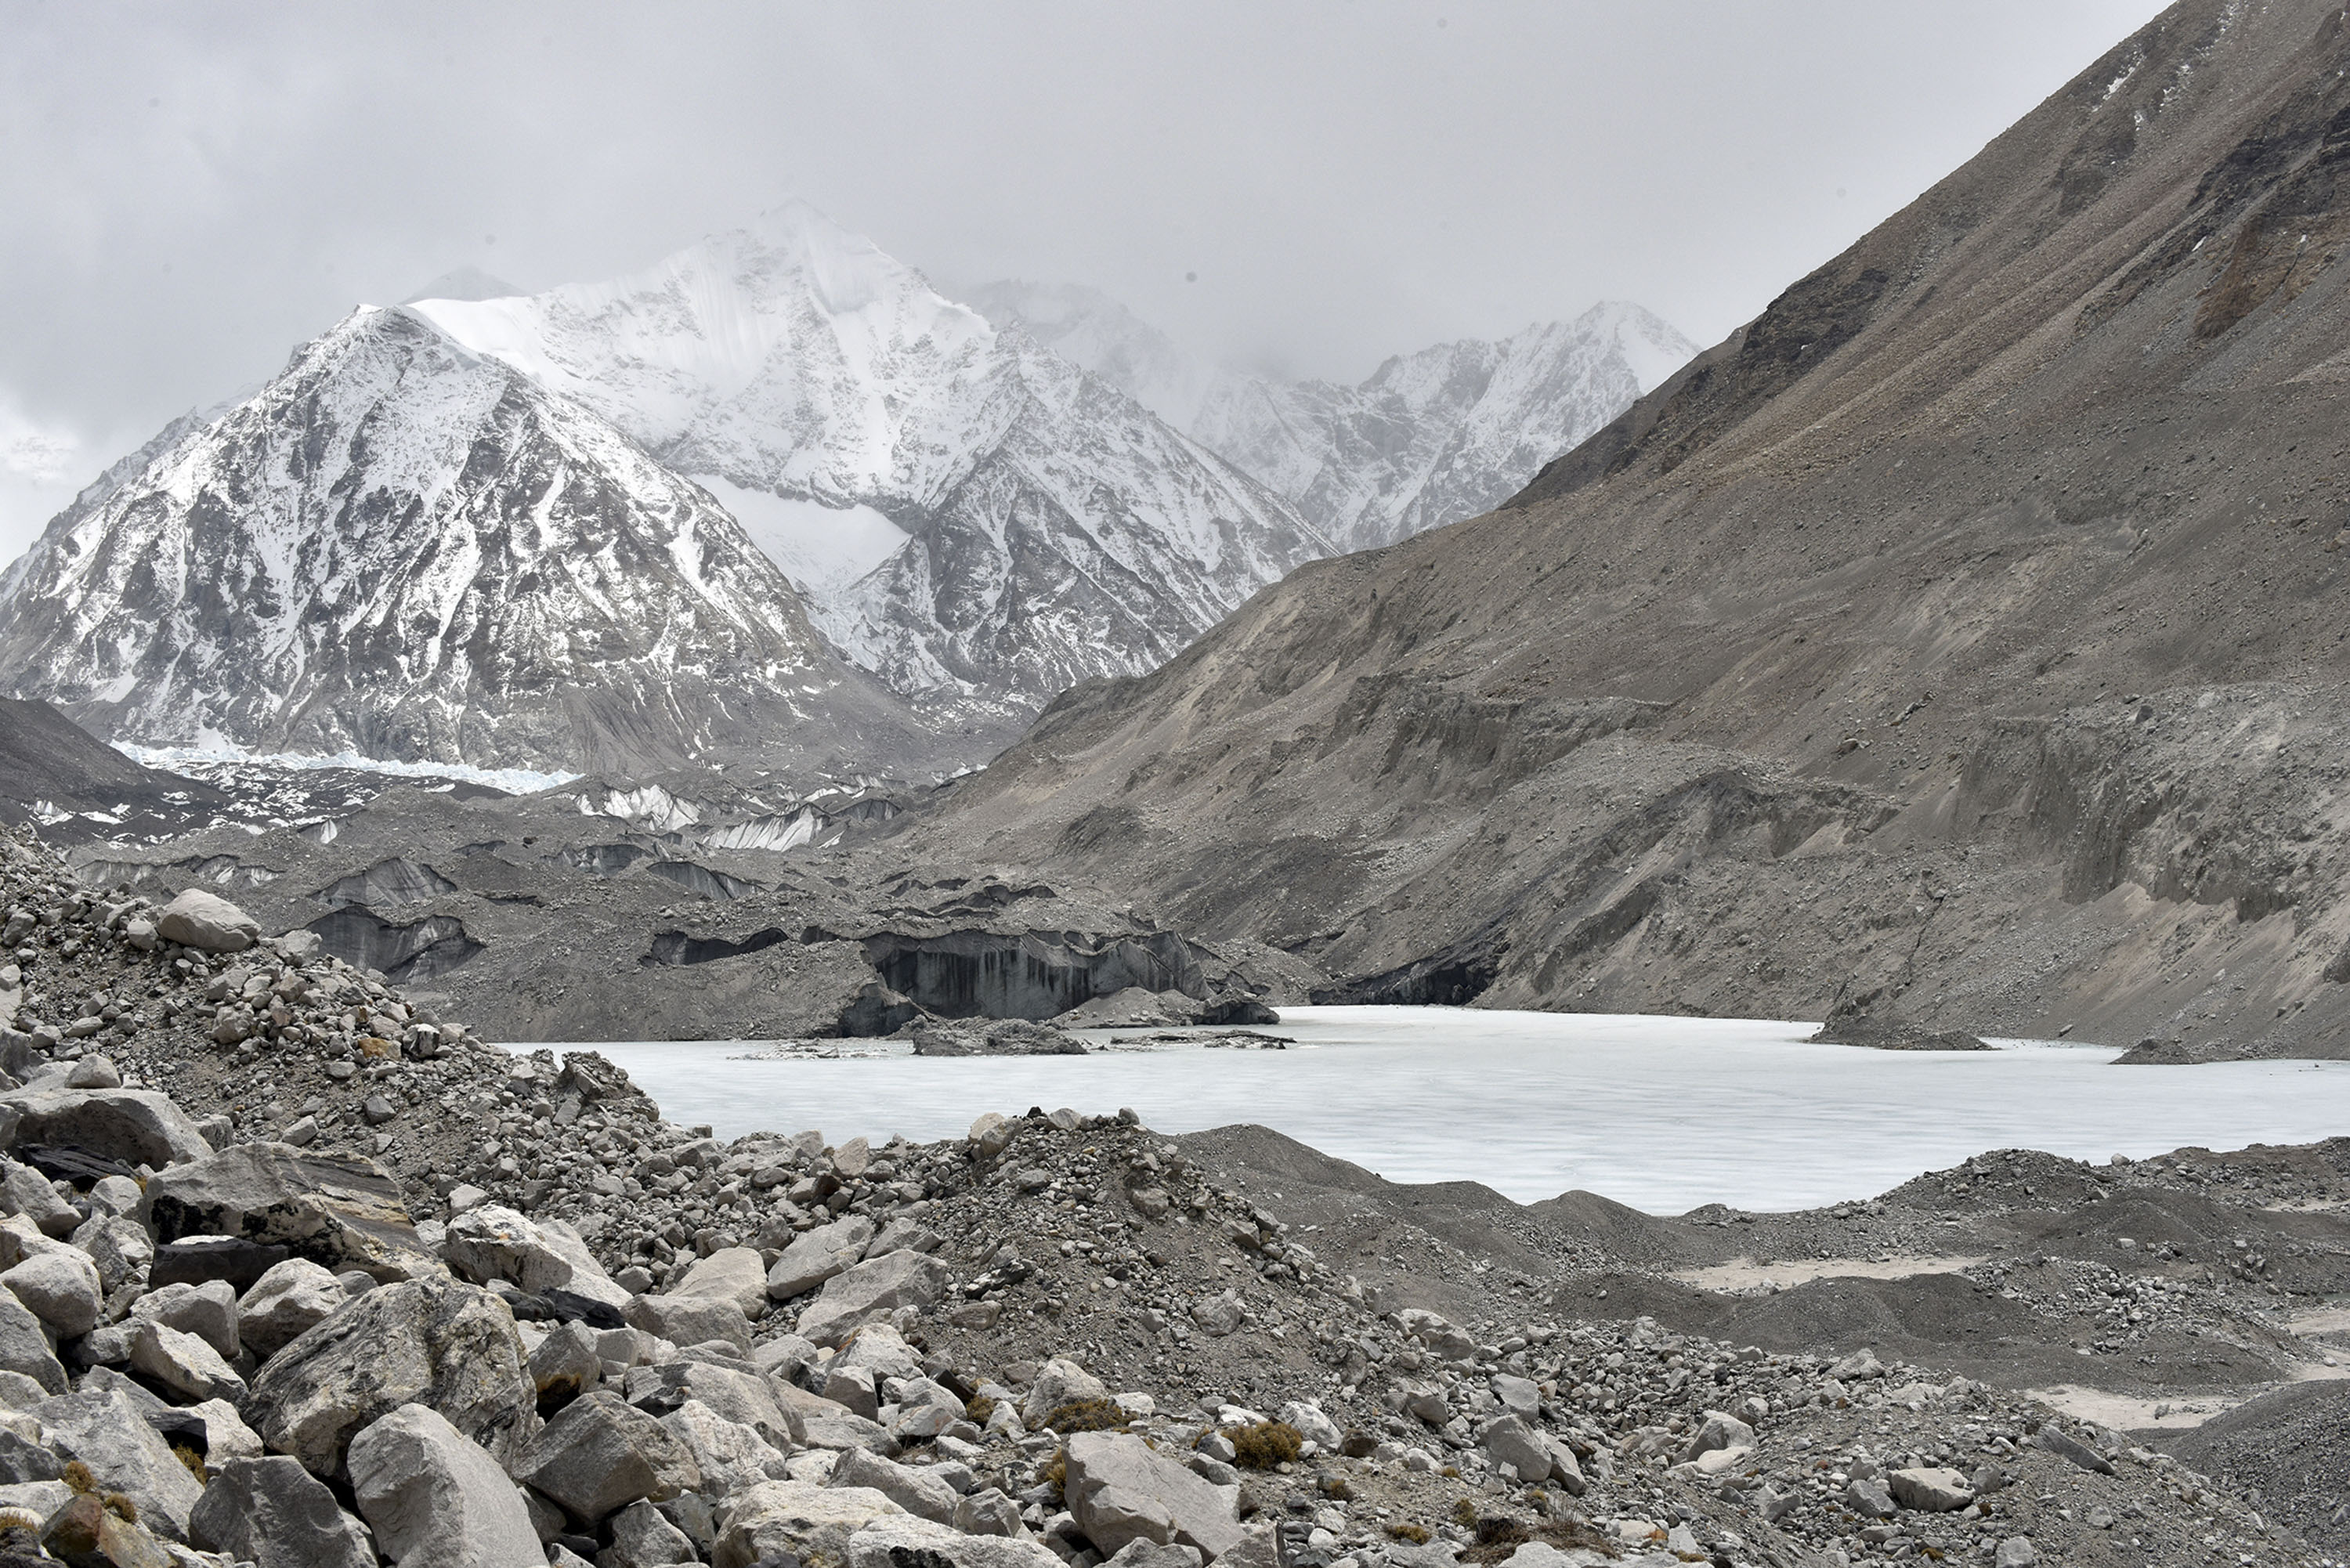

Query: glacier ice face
left=0, top=305, right=944, bottom=778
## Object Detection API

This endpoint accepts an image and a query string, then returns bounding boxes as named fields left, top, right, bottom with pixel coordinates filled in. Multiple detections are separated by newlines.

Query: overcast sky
left=1, top=1, right=2169, bottom=563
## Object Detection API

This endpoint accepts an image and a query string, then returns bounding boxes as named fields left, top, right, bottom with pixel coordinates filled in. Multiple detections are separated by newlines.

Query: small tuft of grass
left=1040, top=1447, right=1068, bottom=1501
left=172, top=1443, right=208, bottom=1487
left=1452, top=1498, right=1480, bottom=1528
left=1385, top=1523, right=1432, bottom=1545
left=1227, top=1420, right=1302, bottom=1469
left=965, top=1394, right=996, bottom=1427
left=103, top=1491, right=137, bottom=1523
left=1459, top=1515, right=1618, bottom=1564
left=1040, top=1398, right=1129, bottom=1434
left=60, top=1460, right=95, bottom=1495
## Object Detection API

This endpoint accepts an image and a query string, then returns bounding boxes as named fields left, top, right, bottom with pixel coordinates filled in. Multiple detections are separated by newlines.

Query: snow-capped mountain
left=410, top=206, right=1328, bottom=713
left=960, top=280, right=1210, bottom=426
left=1187, top=303, right=1699, bottom=553
left=0, top=305, right=945, bottom=778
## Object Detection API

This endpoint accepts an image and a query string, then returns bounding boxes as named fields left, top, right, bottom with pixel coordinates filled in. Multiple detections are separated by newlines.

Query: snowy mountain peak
left=0, top=303, right=947, bottom=777
left=964, top=279, right=1209, bottom=425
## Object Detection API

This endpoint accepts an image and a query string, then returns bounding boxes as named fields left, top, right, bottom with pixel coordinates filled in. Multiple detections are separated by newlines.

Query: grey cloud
left=0, top=0, right=2167, bottom=559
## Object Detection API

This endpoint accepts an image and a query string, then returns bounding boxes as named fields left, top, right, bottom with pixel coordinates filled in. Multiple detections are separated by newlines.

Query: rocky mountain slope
left=0, top=823, right=2341, bottom=1563
left=412, top=208, right=1329, bottom=717
left=903, top=0, right=2350, bottom=1059
left=0, top=306, right=955, bottom=780
left=1190, top=305, right=1697, bottom=554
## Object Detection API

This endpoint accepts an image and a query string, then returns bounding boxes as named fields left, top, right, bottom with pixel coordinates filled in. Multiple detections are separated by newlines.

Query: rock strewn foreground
left=0, top=825, right=2327, bottom=1566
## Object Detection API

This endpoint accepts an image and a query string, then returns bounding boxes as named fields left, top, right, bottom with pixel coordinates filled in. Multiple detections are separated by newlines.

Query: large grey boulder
left=0, top=1086, right=212, bottom=1167
left=246, top=1277, right=539, bottom=1479
left=347, top=1403, right=545, bottom=1568
left=237, top=1258, right=348, bottom=1358
left=1063, top=1431, right=1246, bottom=1563
left=849, top=1515, right=1065, bottom=1568
left=189, top=1454, right=374, bottom=1568
left=661, top=1398, right=794, bottom=1501
left=624, top=1360, right=801, bottom=1451
left=528, top=1318, right=604, bottom=1404
left=1889, top=1466, right=1976, bottom=1512
left=1477, top=1416, right=1557, bottom=1487
left=128, top=1319, right=249, bottom=1404
left=712, top=1479, right=906, bottom=1568
left=609, top=1498, right=701, bottom=1564
left=35, top=1386, right=207, bottom=1541
left=72, top=1212, right=154, bottom=1295
left=0, top=1246, right=99, bottom=1336
left=774, top=1381, right=893, bottom=1454
left=442, top=1203, right=629, bottom=1310
left=765, top=1215, right=873, bottom=1301
left=1, top=1160, right=78, bottom=1237
left=796, top=1250, right=950, bottom=1347
left=627, top=1291, right=751, bottom=1353
left=0, top=1290, right=63, bottom=1392
left=513, top=1388, right=703, bottom=1523
left=669, top=1246, right=769, bottom=1317
left=155, top=888, right=261, bottom=952
left=145, top=1143, right=440, bottom=1281
left=131, top=1279, right=240, bottom=1359
left=829, top=1447, right=959, bottom=1523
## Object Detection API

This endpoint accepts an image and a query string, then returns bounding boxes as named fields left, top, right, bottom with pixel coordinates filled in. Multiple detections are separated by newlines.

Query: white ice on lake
left=512, top=1006, right=2350, bottom=1214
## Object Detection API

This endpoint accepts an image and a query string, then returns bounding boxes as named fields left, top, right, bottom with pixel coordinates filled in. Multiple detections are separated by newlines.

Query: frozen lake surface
left=508, top=1006, right=2350, bottom=1214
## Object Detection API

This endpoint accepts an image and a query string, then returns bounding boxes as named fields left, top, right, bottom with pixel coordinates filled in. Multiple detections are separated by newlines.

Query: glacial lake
left=504, top=1006, right=2350, bottom=1214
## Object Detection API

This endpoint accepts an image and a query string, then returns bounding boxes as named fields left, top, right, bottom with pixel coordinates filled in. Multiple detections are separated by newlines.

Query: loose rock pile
left=0, top=826, right=2334, bottom=1566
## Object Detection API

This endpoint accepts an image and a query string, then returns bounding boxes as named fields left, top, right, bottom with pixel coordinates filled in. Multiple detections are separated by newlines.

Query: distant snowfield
left=689, top=476, right=908, bottom=594
left=118, top=741, right=576, bottom=797
left=512, top=1006, right=2350, bottom=1213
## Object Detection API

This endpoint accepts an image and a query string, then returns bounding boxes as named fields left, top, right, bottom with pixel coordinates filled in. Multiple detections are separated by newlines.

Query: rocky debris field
left=0, top=824, right=2341, bottom=1566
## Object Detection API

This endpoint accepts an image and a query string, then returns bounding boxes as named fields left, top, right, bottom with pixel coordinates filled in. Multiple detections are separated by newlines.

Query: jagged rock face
left=1189, top=303, right=1697, bottom=553
left=412, top=207, right=1330, bottom=714
left=910, top=0, right=2350, bottom=1056
left=0, top=306, right=937, bottom=778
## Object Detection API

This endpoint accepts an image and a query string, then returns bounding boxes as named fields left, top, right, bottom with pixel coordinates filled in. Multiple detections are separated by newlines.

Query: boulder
left=0, top=1086, right=210, bottom=1168
left=830, top=1323, right=923, bottom=1382
left=1063, top=1431, right=1246, bottom=1563
left=1676, top=1410, right=1756, bottom=1465
left=189, top=1454, right=374, bottom=1568
left=624, top=1360, right=801, bottom=1451
left=1023, top=1357, right=1111, bottom=1427
left=34, top=1386, right=206, bottom=1541
left=774, top=1382, right=894, bottom=1454
left=39, top=1491, right=179, bottom=1565
left=154, top=888, right=260, bottom=952
left=246, top=1277, right=538, bottom=1479
left=0, top=1291, right=63, bottom=1393
left=670, top=1247, right=768, bottom=1317
left=848, top=1515, right=1065, bottom=1568
left=145, top=1143, right=439, bottom=1281
left=662, top=1398, right=794, bottom=1501
left=237, top=1259, right=347, bottom=1358
left=1477, top=1416, right=1556, bottom=1485
left=1275, top=1402, right=1343, bottom=1451
left=347, top=1403, right=545, bottom=1568
left=0, top=1160, right=78, bottom=1237
left=796, top=1250, right=951, bottom=1347
left=153, top=1235, right=296, bottom=1292
left=128, top=1319, right=249, bottom=1404
left=185, top=1397, right=266, bottom=1463
left=1889, top=1467, right=1976, bottom=1512
left=70, top=1214, right=152, bottom=1293
left=442, top=1203, right=629, bottom=1310
left=609, top=1497, right=701, bottom=1564
left=0, top=1246, right=99, bottom=1336
left=829, top=1447, right=959, bottom=1523
left=1843, top=1477, right=1896, bottom=1518
left=130, top=1279, right=240, bottom=1360
left=765, top=1215, right=873, bottom=1301
left=528, top=1318, right=604, bottom=1404
left=0, top=1424, right=60, bottom=1484
left=712, top=1479, right=906, bottom=1568
left=512, top=1389, right=703, bottom=1523
left=627, top=1291, right=753, bottom=1353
